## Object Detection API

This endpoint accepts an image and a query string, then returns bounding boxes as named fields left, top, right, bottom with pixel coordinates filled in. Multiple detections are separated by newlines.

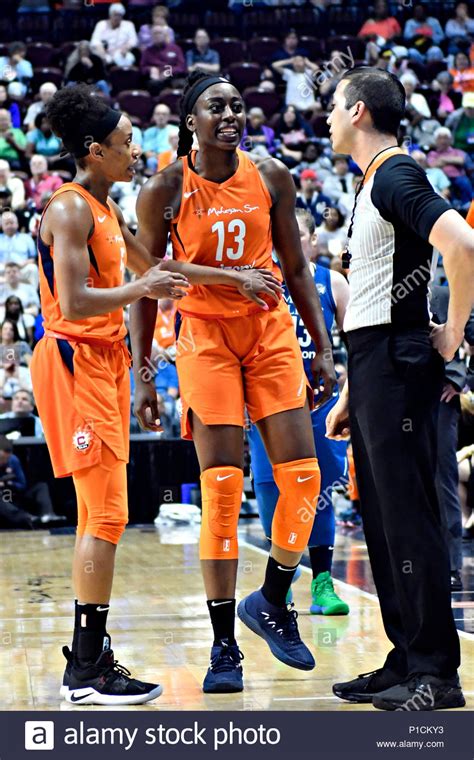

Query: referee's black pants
left=347, top=326, right=461, bottom=679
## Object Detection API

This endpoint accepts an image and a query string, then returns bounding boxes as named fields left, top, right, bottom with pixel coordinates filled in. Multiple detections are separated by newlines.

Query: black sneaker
left=333, top=668, right=403, bottom=703
left=451, top=571, right=463, bottom=592
left=59, top=646, right=73, bottom=698
left=373, top=673, right=466, bottom=711
left=66, top=649, right=163, bottom=705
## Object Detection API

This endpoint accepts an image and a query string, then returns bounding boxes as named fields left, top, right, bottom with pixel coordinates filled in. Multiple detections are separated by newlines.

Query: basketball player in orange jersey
left=30, top=85, right=192, bottom=705
left=131, top=72, right=336, bottom=693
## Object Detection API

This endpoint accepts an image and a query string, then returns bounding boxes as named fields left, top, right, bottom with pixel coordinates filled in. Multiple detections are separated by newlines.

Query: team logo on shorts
left=72, top=430, right=92, bottom=451
left=223, top=539, right=231, bottom=552
left=288, top=532, right=298, bottom=545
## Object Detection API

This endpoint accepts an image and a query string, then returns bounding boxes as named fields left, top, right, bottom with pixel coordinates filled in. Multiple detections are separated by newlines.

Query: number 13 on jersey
left=212, top=219, right=246, bottom=262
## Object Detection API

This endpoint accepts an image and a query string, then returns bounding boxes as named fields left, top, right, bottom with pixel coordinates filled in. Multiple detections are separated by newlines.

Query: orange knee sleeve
left=73, top=445, right=128, bottom=546
left=199, top=466, right=243, bottom=560
left=271, top=457, right=321, bottom=552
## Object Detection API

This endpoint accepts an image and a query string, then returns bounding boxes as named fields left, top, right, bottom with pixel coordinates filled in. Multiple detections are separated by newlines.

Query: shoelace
left=211, top=646, right=244, bottom=674
left=317, top=576, right=339, bottom=600
left=102, top=654, right=132, bottom=680
left=268, top=604, right=301, bottom=643
left=406, top=675, right=428, bottom=693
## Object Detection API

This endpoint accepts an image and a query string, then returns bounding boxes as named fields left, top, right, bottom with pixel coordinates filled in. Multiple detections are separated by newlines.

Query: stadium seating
left=117, top=89, right=153, bottom=122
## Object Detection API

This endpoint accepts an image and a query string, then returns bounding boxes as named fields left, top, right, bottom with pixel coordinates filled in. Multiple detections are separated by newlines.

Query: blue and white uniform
left=247, top=264, right=348, bottom=547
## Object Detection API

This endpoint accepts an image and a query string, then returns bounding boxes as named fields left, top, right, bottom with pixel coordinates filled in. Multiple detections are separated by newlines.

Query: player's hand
left=142, top=264, right=190, bottom=300
left=133, top=379, right=163, bottom=432
left=441, top=382, right=460, bottom=403
left=325, top=394, right=350, bottom=440
left=430, top=322, right=463, bottom=362
left=311, top=349, right=337, bottom=408
left=234, top=269, right=283, bottom=309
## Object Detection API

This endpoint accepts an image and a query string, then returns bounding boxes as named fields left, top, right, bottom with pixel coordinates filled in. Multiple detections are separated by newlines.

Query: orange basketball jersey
left=37, top=182, right=127, bottom=343
left=169, top=148, right=281, bottom=318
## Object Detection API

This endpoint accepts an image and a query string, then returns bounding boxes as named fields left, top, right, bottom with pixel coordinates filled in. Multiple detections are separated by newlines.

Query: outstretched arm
left=47, top=192, right=187, bottom=320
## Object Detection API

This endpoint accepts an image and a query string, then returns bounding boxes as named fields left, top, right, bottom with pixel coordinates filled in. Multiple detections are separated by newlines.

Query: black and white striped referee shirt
left=343, top=154, right=451, bottom=333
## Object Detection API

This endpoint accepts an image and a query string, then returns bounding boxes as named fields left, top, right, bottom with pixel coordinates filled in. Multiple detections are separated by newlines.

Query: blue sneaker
left=285, top=563, right=302, bottom=605
left=202, top=639, right=244, bottom=693
left=237, top=590, right=315, bottom=671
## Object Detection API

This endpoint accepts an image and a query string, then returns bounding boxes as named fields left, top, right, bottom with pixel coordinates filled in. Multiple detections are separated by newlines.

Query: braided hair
left=177, top=71, right=209, bottom=157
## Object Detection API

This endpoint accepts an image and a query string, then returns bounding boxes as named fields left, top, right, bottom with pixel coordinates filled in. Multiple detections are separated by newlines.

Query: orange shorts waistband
left=44, top=329, right=126, bottom=351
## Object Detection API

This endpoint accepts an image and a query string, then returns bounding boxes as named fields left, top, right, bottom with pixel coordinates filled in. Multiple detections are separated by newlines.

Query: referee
left=326, top=67, right=473, bottom=711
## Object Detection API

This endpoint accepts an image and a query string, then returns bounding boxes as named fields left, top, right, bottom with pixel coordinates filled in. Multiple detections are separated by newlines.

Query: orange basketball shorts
left=31, top=334, right=131, bottom=477
left=176, top=301, right=313, bottom=440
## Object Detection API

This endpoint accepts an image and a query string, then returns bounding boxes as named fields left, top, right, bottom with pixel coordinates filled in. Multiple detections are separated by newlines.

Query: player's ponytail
left=177, top=117, right=194, bottom=158
left=177, top=71, right=232, bottom=157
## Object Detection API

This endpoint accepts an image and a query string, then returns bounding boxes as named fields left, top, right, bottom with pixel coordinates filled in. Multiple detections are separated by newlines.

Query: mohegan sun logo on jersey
left=207, top=204, right=260, bottom=216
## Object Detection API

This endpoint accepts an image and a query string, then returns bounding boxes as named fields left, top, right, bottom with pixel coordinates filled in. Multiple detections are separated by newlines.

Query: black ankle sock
left=262, top=556, right=298, bottom=607
left=309, top=545, right=334, bottom=578
left=76, top=602, right=111, bottom=664
left=71, top=599, right=80, bottom=656
left=207, top=599, right=236, bottom=645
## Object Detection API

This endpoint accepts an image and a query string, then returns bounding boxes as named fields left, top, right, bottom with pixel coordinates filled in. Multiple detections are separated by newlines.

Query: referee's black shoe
left=372, top=674, right=465, bottom=711
left=333, top=667, right=403, bottom=703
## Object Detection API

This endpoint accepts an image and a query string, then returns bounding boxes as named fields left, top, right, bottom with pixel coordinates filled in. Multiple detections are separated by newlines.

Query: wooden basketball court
left=1, top=521, right=472, bottom=711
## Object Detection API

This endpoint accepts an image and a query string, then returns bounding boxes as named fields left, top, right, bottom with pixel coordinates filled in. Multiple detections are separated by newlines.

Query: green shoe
left=310, top=571, right=349, bottom=615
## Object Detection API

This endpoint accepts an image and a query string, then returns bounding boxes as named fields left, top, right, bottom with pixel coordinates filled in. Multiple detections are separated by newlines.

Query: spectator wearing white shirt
left=272, top=55, right=320, bottom=116
left=90, top=3, right=138, bottom=66
left=0, top=160, right=24, bottom=211
left=0, top=263, right=39, bottom=316
left=0, top=388, right=43, bottom=437
left=400, top=72, right=432, bottom=121
left=0, top=355, right=32, bottom=403
left=0, top=212, right=38, bottom=289
left=322, top=156, right=355, bottom=204
left=23, top=83, right=57, bottom=133
left=111, top=157, right=147, bottom=227
left=0, top=42, right=33, bottom=99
